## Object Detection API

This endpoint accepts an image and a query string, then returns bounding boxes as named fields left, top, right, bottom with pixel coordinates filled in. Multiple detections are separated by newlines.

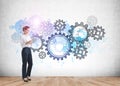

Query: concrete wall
left=0, top=0, right=120, bottom=76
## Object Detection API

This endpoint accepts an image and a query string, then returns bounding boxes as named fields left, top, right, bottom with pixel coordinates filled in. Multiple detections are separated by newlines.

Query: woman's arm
left=25, top=40, right=32, bottom=45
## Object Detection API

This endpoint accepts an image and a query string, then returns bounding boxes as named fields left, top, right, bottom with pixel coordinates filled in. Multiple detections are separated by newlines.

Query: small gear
left=54, top=19, right=66, bottom=32
left=38, top=51, right=46, bottom=59
left=73, top=43, right=88, bottom=59
left=69, top=22, right=90, bottom=44
left=89, top=26, right=105, bottom=41
left=31, top=34, right=45, bottom=52
left=45, top=32, right=71, bottom=60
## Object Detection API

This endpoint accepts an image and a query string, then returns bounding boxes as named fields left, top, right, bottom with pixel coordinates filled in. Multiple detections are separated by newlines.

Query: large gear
left=45, top=32, right=71, bottom=60
left=31, top=34, right=45, bottom=52
left=38, top=51, right=46, bottom=59
left=73, top=43, right=88, bottom=59
left=69, top=22, right=90, bottom=44
left=88, top=26, right=105, bottom=41
left=54, top=19, right=66, bottom=32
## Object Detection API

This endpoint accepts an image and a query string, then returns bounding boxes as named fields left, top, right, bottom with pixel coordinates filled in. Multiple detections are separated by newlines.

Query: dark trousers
left=21, top=47, right=33, bottom=79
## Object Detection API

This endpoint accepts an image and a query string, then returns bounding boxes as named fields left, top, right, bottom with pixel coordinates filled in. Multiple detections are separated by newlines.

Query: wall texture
left=0, top=0, right=120, bottom=76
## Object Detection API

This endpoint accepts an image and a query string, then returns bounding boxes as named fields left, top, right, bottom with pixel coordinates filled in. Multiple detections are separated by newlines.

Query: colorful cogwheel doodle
left=44, top=19, right=105, bottom=60
left=68, top=21, right=105, bottom=60
left=69, top=22, right=90, bottom=43
left=31, top=34, right=45, bottom=52
left=45, top=32, right=71, bottom=60
left=11, top=17, right=105, bottom=61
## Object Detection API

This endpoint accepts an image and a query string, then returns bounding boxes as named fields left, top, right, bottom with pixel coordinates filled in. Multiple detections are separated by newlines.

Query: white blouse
left=20, top=34, right=32, bottom=48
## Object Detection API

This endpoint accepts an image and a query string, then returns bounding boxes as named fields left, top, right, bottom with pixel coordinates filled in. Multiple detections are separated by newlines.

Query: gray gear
left=54, top=19, right=66, bottom=32
left=89, top=26, right=105, bottom=41
left=38, top=51, right=46, bottom=59
left=73, top=44, right=88, bottom=59
left=83, top=41, right=91, bottom=48
left=31, top=34, right=45, bottom=52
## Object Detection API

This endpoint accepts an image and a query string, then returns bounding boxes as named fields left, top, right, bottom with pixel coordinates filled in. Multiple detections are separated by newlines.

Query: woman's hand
left=25, top=40, right=32, bottom=45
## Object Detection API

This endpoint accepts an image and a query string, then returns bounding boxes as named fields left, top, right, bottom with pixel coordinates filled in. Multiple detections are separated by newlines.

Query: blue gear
left=45, top=32, right=71, bottom=60
left=69, top=22, right=90, bottom=44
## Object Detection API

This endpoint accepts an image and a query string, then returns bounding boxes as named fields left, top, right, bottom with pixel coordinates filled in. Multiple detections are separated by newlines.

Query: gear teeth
left=57, top=58, right=59, bottom=60
left=69, top=22, right=90, bottom=47
left=31, top=34, right=45, bottom=52
left=90, top=26, right=105, bottom=41
left=63, top=33, right=65, bottom=35
left=72, top=43, right=88, bottom=59
left=84, top=24, right=88, bottom=28
left=47, top=52, right=49, bottom=55
left=38, top=51, right=46, bottom=59
left=80, top=22, right=84, bottom=25
left=59, top=32, right=62, bottom=35
left=54, top=19, right=66, bottom=32
left=46, top=33, right=71, bottom=60
left=75, top=22, right=79, bottom=26
left=61, top=58, right=63, bottom=60
left=71, top=25, right=74, bottom=28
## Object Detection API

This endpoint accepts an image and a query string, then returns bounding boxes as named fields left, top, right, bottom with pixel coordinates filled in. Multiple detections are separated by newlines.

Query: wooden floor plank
left=0, top=77, right=120, bottom=86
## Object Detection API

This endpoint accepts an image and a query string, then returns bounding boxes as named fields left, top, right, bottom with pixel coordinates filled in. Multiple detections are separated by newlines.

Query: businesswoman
left=20, top=26, right=33, bottom=82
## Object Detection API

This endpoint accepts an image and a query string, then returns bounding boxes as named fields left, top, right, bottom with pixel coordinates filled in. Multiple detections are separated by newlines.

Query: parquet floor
left=0, top=77, right=120, bottom=86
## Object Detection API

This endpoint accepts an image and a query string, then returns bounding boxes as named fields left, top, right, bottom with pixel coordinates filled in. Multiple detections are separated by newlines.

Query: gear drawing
left=69, top=22, right=90, bottom=44
left=31, top=34, right=45, bottom=52
left=73, top=43, right=88, bottom=59
left=54, top=19, right=66, bottom=32
left=38, top=51, right=46, bottom=59
left=89, top=26, right=105, bottom=41
left=83, top=41, right=91, bottom=48
left=45, top=32, right=71, bottom=60
left=10, top=17, right=106, bottom=61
